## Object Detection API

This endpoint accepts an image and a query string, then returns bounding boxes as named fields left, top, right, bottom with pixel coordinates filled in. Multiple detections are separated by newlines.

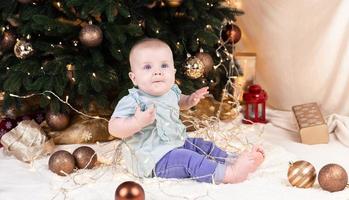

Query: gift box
left=0, top=120, right=55, bottom=162
left=292, top=102, right=329, bottom=144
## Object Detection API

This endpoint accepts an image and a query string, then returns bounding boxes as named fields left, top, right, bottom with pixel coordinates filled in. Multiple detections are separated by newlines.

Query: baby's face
left=129, top=42, right=176, bottom=96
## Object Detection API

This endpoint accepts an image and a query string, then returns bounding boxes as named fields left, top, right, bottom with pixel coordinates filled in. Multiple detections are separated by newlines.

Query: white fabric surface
left=235, top=0, right=349, bottom=115
left=268, top=108, right=349, bottom=148
left=1, top=110, right=349, bottom=200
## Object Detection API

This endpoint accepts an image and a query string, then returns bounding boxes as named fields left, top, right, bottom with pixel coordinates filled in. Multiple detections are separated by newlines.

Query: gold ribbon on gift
left=0, top=120, right=55, bottom=163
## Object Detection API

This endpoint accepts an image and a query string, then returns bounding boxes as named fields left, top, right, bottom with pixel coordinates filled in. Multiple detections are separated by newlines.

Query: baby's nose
left=153, top=71, right=162, bottom=76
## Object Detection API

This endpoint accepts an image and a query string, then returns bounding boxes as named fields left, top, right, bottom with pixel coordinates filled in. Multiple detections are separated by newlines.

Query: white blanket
left=1, top=110, right=349, bottom=200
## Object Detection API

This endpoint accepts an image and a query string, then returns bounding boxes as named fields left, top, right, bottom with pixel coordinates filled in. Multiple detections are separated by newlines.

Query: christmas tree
left=0, top=0, right=243, bottom=117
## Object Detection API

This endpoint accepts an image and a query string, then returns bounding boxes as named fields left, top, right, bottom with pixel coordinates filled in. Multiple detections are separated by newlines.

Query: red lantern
left=242, top=84, right=268, bottom=124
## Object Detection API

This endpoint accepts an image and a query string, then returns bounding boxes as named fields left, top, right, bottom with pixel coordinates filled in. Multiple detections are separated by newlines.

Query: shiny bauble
left=145, top=1, right=157, bottom=8
left=14, top=39, right=34, bottom=59
left=45, top=112, right=70, bottom=131
left=79, top=24, right=103, bottom=47
left=318, top=163, right=348, bottom=192
left=48, top=150, right=75, bottom=176
left=72, top=146, right=97, bottom=169
left=115, top=181, right=145, bottom=200
left=0, top=31, right=16, bottom=52
left=165, top=0, right=183, bottom=7
left=195, top=52, right=214, bottom=76
left=221, top=23, right=241, bottom=44
left=183, top=56, right=205, bottom=79
left=287, top=160, right=316, bottom=188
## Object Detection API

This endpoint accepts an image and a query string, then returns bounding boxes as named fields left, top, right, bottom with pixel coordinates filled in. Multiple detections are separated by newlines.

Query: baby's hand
left=134, top=104, right=156, bottom=128
left=188, top=87, right=209, bottom=107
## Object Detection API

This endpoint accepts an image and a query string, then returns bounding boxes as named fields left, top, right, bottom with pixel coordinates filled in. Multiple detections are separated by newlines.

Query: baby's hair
left=128, top=38, right=172, bottom=70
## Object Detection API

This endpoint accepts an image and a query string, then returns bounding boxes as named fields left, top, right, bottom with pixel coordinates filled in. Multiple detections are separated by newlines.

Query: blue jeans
left=153, top=138, right=228, bottom=183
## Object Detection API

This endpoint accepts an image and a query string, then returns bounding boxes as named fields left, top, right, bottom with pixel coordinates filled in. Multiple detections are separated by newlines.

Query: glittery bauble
left=14, top=39, right=34, bottom=59
left=0, top=31, right=16, bottom=52
left=45, top=112, right=70, bottom=131
left=287, top=160, right=316, bottom=188
left=165, top=0, right=183, bottom=7
left=184, top=56, right=205, bottom=79
left=72, top=146, right=97, bottom=169
left=79, top=24, right=103, bottom=47
left=48, top=150, right=75, bottom=176
left=318, top=163, right=348, bottom=192
left=115, top=181, right=145, bottom=200
left=221, top=23, right=241, bottom=44
left=195, top=52, right=214, bottom=76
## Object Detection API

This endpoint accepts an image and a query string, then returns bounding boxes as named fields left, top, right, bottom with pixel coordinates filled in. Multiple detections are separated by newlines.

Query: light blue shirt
left=111, top=84, right=187, bottom=177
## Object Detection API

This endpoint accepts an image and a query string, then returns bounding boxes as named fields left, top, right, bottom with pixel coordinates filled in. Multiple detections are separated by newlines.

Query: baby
left=108, top=38, right=264, bottom=184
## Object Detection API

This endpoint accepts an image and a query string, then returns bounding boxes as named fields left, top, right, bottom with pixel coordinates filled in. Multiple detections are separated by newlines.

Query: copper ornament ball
left=48, top=150, right=75, bottom=176
left=72, top=146, right=97, bottom=169
left=287, top=160, right=316, bottom=188
left=318, top=163, right=348, bottom=192
left=1, top=31, right=16, bottom=52
left=115, top=181, right=145, bottom=200
left=221, top=23, right=241, bottom=44
left=45, top=112, right=70, bottom=131
left=79, top=24, right=103, bottom=47
left=195, top=52, right=214, bottom=76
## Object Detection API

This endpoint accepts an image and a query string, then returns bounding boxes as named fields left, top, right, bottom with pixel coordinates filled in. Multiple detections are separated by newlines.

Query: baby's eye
left=143, top=64, right=152, bottom=70
left=161, top=64, right=169, bottom=68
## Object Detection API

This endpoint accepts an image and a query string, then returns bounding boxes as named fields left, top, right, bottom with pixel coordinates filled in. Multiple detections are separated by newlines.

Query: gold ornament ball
left=184, top=56, right=205, bottom=79
left=115, top=181, right=145, bottom=200
left=1, top=31, right=16, bottom=52
left=14, top=39, right=34, bottom=59
left=72, top=146, right=97, bottom=169
left=79, top=24, right=103, bottom=47
left=287, top=160, right=316, bottom=188
left=165, top=0, right=183, bottom=7
left=45, top=112, right=70, bottom=131
left=48, top=150, right=75, bottom=176
left=195, top=52, right=214, bottom=76
left=318, top=163, right=348, bottom=192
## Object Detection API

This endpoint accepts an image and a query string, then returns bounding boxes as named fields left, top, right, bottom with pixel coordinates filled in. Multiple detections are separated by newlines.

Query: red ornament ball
left=72, top=146, right=97, bottom=169
left=115, top=181, right=145, bottom=200
left=48, top=150, right=75, bottom=176
left=221, top=23, right=241, bottom=44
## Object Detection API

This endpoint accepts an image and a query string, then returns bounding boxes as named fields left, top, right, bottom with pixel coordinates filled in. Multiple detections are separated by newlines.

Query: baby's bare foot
left=249, top=145, right=265, bottom=172
left=223, top=150, right=254, bottom=183
left=222, top=146, right=265, bottom=184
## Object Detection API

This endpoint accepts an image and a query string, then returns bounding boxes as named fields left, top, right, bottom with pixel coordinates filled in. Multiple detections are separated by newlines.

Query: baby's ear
left=128, top=72, right=137, bottom=86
